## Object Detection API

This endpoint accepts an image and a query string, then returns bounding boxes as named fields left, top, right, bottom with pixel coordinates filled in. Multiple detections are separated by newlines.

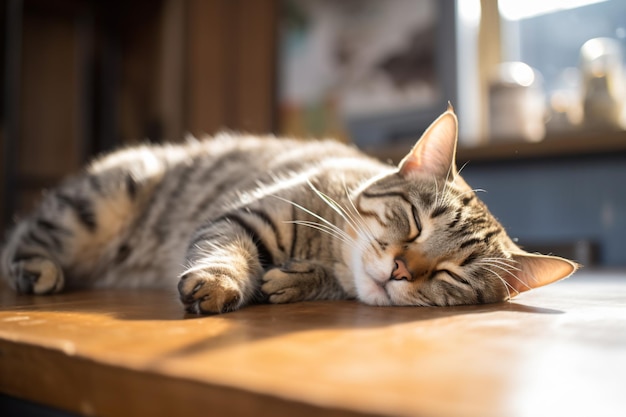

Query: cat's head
left=350, top=106, right=578, bottom=306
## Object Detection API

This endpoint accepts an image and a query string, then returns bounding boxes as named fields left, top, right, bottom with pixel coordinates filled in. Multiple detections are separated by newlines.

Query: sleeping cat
left=0, top=107, right=577, bottom=314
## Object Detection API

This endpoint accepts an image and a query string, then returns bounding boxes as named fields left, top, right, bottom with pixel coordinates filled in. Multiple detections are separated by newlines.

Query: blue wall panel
left=461, top=156, right=626, bottom=266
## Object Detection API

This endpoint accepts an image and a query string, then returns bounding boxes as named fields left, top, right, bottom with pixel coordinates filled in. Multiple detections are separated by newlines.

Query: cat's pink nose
left=391, top=258, right=412, bottom=281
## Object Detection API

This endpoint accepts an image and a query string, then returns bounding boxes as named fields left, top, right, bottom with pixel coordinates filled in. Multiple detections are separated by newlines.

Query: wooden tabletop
left=0, top=271, right=625, bottom=417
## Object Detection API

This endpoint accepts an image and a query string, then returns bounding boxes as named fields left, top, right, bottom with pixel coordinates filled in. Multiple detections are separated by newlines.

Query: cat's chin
left=355, top=276, right=393, bottom=306
left=348, top=248, right=396, bottom=306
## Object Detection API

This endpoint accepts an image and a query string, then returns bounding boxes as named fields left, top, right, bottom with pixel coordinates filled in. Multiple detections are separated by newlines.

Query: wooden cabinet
left=1, top=0, right=278, bottom=226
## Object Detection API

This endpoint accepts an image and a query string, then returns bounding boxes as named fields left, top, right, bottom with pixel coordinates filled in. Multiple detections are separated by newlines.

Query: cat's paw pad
left=10, top=256, right=64, bottom=295
left=178, top=270, right=242, bottom=314
left=261, top=268, right=304, bottom=304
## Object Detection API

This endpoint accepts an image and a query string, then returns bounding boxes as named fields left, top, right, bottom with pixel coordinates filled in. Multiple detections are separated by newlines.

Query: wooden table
left=0, top=271, right=624, bottom=417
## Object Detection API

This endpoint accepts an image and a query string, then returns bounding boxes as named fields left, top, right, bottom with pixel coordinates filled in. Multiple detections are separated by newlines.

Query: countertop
left=0, top=271, right=625, bottom=417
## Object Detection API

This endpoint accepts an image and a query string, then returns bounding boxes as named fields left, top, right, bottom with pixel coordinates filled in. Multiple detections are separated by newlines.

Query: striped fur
left=0, top=110, right=578, bottom=313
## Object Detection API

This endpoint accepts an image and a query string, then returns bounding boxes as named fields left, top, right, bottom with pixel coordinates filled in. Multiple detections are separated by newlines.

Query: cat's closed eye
left=434, top=270, right=471, bottom=286
left=407, top=206, right=421, bottom=242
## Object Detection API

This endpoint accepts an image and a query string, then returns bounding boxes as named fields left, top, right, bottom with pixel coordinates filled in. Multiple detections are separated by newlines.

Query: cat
left=0, top=107, right=577, bottom=314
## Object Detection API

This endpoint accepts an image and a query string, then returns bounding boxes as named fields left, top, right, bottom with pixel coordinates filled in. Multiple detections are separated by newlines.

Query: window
left=499, top=0, right=626, bottom=133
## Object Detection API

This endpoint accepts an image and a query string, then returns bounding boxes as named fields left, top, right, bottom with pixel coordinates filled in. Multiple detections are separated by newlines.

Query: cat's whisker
left=475, top=259, right=516, bottom=272
left=306, top=180, right=361, bottom=232
left=442, top=181, right=455, bottom=206
left=346, top=205, right=377, bottom=244
left=492, top=259, right=540, bottom=286
left=481, top=256, right=518, bottom=264
left=312, top=178, right=377, bottom=244
left=274, top=192, right=371, bottom=254
left=445, top=161, right=455, bottom=183
left=477, top=261, right=519, bottom=281
left=432, top=176, right=452, bottom=213
left=480, top=257, right=522, bottom=272
left=456, top=160, right=471, bottom=177
left=478, top=258, right=536, bottom=290
left=479, top=266, right=514, bottom=300
left=285, top=220, right=361, bottom=251
left=438, top=173, right=459, bottom=210
left=285, top=219, right=352, bottom=242
left=487, top=260, right=522, bottom=273
left=272, top=195, right=345, bottom=235
left=452, top=161, right=469, bottom=194
left=274, top=195, right=364, bottom=250
left=433, top=175, right=441, bottom=208
left=341, top=183, right=377, bottom=242
left=477, top=260, right=533, bottom=292
left=455, top=189, right=483, bottom=201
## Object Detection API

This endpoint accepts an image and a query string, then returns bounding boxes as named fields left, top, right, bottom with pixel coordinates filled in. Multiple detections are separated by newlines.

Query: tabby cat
left=1, top=107, right=577, bottom=314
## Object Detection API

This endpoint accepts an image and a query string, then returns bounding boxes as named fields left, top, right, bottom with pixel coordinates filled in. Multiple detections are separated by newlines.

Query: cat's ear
left=505, top=253, right=578, bottom=296
left=399, top=104, right=458, bottom=180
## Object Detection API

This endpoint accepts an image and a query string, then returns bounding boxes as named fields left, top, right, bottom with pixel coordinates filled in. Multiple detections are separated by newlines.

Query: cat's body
left=1, top=109, right=577, bottom=313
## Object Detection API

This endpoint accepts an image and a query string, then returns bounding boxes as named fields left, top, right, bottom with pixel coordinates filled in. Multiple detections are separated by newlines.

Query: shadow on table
left=0, top=286, right=563, bottom=359
left=147, top=298, right=564, bottom=360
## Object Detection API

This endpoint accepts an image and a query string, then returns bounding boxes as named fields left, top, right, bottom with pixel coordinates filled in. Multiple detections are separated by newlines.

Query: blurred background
left=1, top=0, right=625, bottom=267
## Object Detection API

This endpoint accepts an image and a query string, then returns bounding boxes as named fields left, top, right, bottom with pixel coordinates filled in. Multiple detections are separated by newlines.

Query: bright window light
left=457, top=0, right=481, bottom=25
left=499, top=0, right=609, bottom=21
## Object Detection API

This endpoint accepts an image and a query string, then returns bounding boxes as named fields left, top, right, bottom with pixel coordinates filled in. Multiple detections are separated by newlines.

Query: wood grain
left=0, top=271, right=625, bottom=417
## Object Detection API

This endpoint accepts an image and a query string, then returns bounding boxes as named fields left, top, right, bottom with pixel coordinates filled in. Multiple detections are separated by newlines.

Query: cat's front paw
left=8, top=256, right=64, bottom=295
left=261, top=268, right=307, bottom=304
left=177, top=269, right=243, bottom=314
